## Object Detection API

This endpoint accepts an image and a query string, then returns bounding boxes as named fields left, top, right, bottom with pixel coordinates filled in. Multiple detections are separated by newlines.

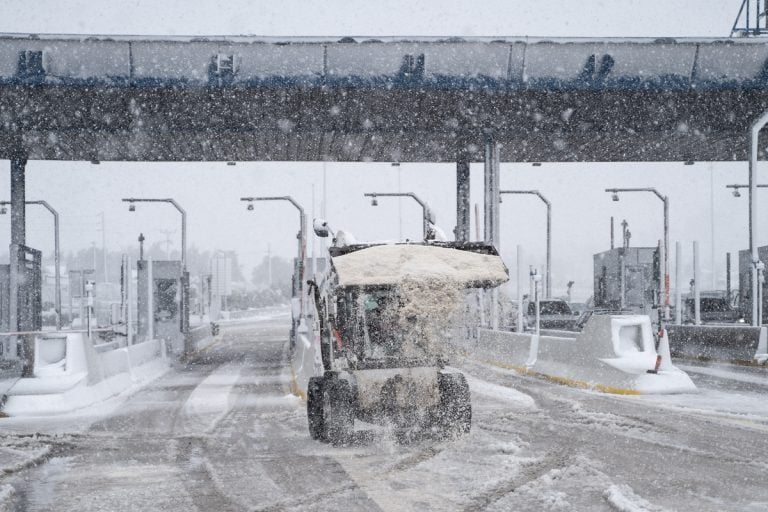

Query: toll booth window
left=154, top=279, right=178, bottom=321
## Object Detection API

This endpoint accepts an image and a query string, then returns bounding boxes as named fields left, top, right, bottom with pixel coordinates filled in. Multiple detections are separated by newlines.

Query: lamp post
left=122, top=198, right=186, bottom=269
left=748, top=111, right=768, bottom=326
left=122, top=198, right=188, bottom=333
left=364, top=192, right=435, bottom=240
left=500, top=190, right=552, bottom=298
left=727, top=183, right=768, bottom=325
left=605, top=187, right=670, bottom=321
left=1, top=200, right=61, bottom=330
left=240, top=196, right=307, bottom=318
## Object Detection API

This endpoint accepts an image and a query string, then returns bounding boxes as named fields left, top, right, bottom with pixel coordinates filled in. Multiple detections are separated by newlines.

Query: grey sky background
left=0, top=1, right=759, bottom=299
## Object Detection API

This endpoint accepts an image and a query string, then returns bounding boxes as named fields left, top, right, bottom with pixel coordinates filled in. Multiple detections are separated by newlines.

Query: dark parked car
left=525, top=299, right=579, bottom=331
left=684, top=295, right=742, bottom=324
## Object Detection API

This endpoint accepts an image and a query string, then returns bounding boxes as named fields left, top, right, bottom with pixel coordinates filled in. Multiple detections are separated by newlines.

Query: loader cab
left=330, top=285, right=432, bottom=370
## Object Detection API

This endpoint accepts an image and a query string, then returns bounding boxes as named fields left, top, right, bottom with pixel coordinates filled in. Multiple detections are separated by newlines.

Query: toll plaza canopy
left=3, top=34, right=768, bottom=162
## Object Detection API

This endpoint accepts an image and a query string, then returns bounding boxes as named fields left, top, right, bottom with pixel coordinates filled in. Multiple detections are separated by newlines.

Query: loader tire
left=323, top=376, right=355, bottom=446
left=307, top=377, right=326, bottom=441
left=437, top=372, right=471, bottom=437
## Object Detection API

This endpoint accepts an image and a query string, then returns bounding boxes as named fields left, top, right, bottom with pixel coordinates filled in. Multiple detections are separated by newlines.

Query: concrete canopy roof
left=1, top=34, right=768, bottom=162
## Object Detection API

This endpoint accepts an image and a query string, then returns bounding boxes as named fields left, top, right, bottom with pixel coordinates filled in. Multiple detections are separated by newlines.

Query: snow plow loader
left=301, top=224, right=508, bottom=444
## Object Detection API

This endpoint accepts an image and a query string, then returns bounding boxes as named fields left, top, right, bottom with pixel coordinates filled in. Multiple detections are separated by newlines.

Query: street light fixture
left=727, top=182, right=768, bottom=324
left=500, top=190, right=552, bottom=298
left=363, top=192, right=435, bottom=240
left=240, top=196, right=307, bottom=318
left=0, top=200, right=61, bottom=330
left=605, top=187, right=670, bottom=322
left=727, top=183, right=768, bottom=199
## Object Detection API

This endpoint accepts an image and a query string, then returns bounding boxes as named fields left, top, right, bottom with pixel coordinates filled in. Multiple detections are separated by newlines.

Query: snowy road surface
left=1, top=314, right=767, bottom=511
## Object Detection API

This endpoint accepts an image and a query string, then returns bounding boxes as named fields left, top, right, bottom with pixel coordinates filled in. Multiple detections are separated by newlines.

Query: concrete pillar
left=693, top=241, right=701, bottom=325
left=517, top=245, right=524, bottom=333
left=455, top=158, right=470, bottom=243
left=675, top=241, right=682, bottom=325
left=147, top=257, right=154, bottom=342
left=10, top=158, right=26, bottom=246
left=483, top=137, right=500, bottom=247
left=9, top=158, right=26, bottom=364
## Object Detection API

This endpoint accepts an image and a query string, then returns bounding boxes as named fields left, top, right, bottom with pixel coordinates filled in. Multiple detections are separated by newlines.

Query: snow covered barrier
left=2, top=333, right=167, bottom=415
left=291, top=319, right=323, bottom=400
left=477, top=315, right=696, bottom=394
left=667, top=324, right=768, bottom=364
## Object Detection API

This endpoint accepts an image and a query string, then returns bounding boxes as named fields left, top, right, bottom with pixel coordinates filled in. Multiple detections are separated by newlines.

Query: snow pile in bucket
left=332, top=244, right=508, bottom=288
left=395, top=276, right=464, bottom=359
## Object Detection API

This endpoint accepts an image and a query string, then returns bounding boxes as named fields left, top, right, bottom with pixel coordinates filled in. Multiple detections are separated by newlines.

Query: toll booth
left=738, top=246, right=768, bottom=324
left=137, top=260, right=186, bottom=351
left=593, top=247, right=659, bottom=315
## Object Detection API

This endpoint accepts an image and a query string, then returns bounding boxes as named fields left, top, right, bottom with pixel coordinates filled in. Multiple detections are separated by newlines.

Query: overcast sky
left=0, top=1, right=759, bottom=299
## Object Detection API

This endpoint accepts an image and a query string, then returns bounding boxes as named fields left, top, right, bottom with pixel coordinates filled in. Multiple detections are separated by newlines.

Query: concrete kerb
left=474, top=315, right=696, bottom=395
left=1, top=333, right=168, bottom=416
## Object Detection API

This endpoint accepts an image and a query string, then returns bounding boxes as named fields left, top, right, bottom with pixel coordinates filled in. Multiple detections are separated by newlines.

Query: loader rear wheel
left=307, top=377, right=326, bottom=441
left=437, top=372, right=471, bottom=437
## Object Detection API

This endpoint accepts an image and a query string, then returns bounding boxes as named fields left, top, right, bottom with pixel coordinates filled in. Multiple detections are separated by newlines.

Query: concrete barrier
left=667, top=325, right=768, bottom=364
left=475, top=315, right=696, bottom=394
left=290, top=319, right=324, bottom=400
left=2, top=333, right=167, bottom=416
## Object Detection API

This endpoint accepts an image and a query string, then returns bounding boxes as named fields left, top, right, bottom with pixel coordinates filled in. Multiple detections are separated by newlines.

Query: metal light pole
left=1, top=199, right=61, bottom=330
left=748, top=111, right=768, bottom=326
left=122, top=198, right=188, bottom=334
left=727, top=183, right=768, bottom=324
left=500, top=190, right=552, bottom=298
left=606, top=188, right=670, bottom=321
left=364, top=192, right=435, bottom=240
left=122, top=198, right=186, bottom=269
left=240, top=196, right=307, bottom=317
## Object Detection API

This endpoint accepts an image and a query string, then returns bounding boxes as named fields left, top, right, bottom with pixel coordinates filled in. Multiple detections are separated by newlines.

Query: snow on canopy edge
left=332, top=244, right=509, bottom=288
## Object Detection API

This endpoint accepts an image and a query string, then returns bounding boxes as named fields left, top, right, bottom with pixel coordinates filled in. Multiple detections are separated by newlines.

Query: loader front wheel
left=307, top=377, right=326, bottom=441
left=323, top=376, right=355, bottom=445
left=437, top=372, right=471, bottom=437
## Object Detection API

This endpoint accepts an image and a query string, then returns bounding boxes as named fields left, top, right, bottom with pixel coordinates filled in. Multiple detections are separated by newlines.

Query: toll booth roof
left=331, top=243, right=509, bottom=288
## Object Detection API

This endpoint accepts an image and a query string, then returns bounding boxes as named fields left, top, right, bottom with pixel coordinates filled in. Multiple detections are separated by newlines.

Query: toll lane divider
left=2, top=333, right=168, bottom=416
left=290, top=320, right=321, bottom=401
left=474, top=315, right=697, bottom=395
left=667, top=325, right=768, bottom=365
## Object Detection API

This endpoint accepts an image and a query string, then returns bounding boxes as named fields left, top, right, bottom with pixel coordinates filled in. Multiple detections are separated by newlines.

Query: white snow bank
left=2, top=358, right=168, bottom=416
left=0, top=484, right=14, bottom=512
left=603, top=484, right=665, bottom=512
left=332, top=244, right=508, bottom=288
